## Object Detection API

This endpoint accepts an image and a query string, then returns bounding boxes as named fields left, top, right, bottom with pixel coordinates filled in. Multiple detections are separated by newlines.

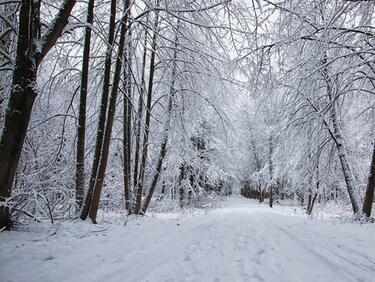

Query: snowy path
left=1, top=196, right=375, bottom=282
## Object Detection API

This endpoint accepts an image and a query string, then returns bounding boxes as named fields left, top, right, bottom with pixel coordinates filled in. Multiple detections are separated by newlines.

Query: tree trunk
left=134, top=10, right=160, bottom=214
left=307, top=193, right=312, bottom=213
left=259, top=188, right=264, bottom=203
left=80, top=0, right=117, bottom=220
left=123, top=26, right=132, bottom=212
left=179, top=166, right=185, bottom=208
left=307, top=193, right=318, bottom=215
left=330, top=102, right=361, bottom=214
left=75, top=0, right=95, bottom=211
left=0, top=3, right=17, bottom=123
left=268, top=136, right=274, bottom=208
left=0, top=0, right=39, bottom=229
left=132, top=25, right=148, bottom=208
left=308, top=154, right=320, bottom=215
left=306, top=132, right=313, bottom=213
left=362, top=139, right=375, bottom=217
left=142, top=18, right=180, bottom=214
left=88, top=0, right=131, bottom=223
left=0, top=0, right=77, bottom=229
left=320, top=56, right=361, bottom=215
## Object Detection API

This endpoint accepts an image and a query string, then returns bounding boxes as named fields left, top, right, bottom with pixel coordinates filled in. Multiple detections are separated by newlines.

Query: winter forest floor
left=1, top=196, right=375, bottom=282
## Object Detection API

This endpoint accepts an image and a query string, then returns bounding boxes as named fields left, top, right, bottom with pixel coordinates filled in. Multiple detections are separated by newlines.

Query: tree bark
left=0, top=3, right=17, bottom=121
left=362, top=139, right=375, bottom=217
left=75, top=0, right=95, bottom=211
left=0, top=0, right=77, bottom=229
left=268, top=136, right=274, bottom=208
left=88, top=0, right=131, bottom=223
left=179, top=166, right=185, bottom=208
left=123, top=26, right=132, bottom=212
left=80, top=0, right=117, bottom=220
left=307, top=193, right=318, bottom=215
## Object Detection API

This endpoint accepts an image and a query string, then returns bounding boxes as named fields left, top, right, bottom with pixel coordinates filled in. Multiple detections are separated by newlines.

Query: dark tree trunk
left=268, top=136, right=274, bottom=208
left=307, top=193, right=318, bottom=215
left=134, top=11, right=160, bottom=214
left=260, top=189, right=264, bottom=203
left=307, top=155, right=320, bottom=215
left=269, top=186, right=273, bottom=208
left=0, top=2, right=38, bottom=229
left=306, top=135, right=313, bottom=213
left=0, top=0, right=77, bottom=229
left=307, top=193, right=312, bottom=213
left=142, top=139, right=167, bottom=213
left=75, top=0, right=95, bottom=211
left=88, top=0, right=131, bottom=223
left=80, top=0, right=117, bottom=220
left=0, top=3, right=17, bottom=113
left=123, top=26, right=132, bottom=212
left=179, top=166, right=185, bottom=208
left=362, top=140, right=375, bottom=218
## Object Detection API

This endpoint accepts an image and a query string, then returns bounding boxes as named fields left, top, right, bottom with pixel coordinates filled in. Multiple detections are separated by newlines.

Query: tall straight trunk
left=88, top=0, right=131, bottom=223
left=123, top=27, right=132, bottom=211
left=142, top=19, right=180, bottom=214
left=75, top=0, right=95, bottom=210
left=0, top=0, right=76, bottom=229
left=362, top=139, right=375, bottom=217
left=134, top=10, right=160, bottom=214
left=306, top=131, right=313, bottom=213
left=80, top=0, right=117, bottom=220
left=268, top=136, right=274, bottom=208
left=132, top=26, right=148, bottom=204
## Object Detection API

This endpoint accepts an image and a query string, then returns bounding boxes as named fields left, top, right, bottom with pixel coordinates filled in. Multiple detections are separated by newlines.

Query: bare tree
left=76, top=0, right=95, bottom=210
left=80, top=0, right=118, bottom=220
left=134, top=6, right=160, bottom=214
left=0, top=0, right=77, bottom=229
left=88, top=0, right=132, bottom=223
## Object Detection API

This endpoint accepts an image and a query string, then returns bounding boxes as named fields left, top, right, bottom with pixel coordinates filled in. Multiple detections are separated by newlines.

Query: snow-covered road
left=1, top=196, right=375, bottom=282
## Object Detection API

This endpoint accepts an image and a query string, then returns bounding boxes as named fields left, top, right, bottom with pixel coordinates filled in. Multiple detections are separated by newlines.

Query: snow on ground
left=1, top=196, right=375, bottom=282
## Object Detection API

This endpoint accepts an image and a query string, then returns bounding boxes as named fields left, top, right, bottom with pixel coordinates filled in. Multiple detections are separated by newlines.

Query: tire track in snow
left=1, top=196, right=375, bottom=282
left=260, top=212, right=372, bottom=282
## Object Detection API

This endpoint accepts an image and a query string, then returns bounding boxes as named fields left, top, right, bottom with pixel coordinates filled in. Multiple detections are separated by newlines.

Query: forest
left=0, top=0, right=375, bottom=281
